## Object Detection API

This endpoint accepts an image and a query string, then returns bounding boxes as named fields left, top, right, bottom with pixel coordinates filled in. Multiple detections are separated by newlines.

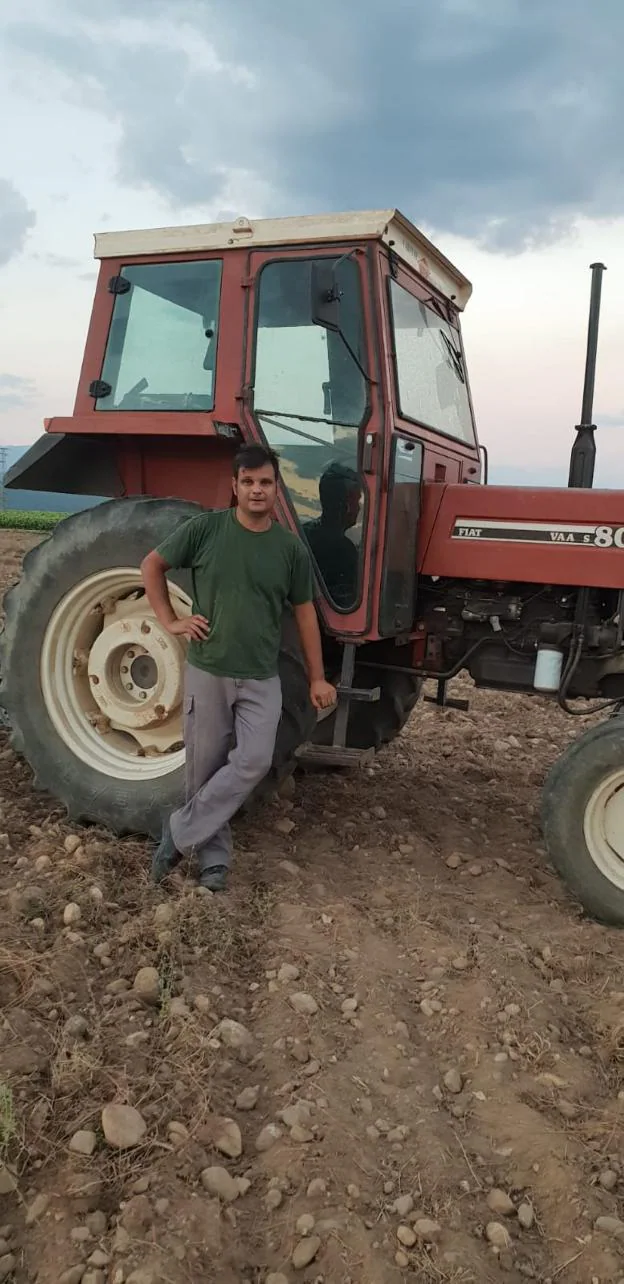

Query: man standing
left=141, top=443, right=336, bottom=891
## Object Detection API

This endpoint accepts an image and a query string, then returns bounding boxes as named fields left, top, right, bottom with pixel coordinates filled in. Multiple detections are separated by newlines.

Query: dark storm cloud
left=0, top=179, right=36, bottom=266
left=6, top=0, right=624, bottom=250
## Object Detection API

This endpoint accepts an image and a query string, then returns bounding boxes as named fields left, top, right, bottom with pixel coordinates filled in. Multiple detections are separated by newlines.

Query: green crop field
left=0, top=510, right=65, bottom=532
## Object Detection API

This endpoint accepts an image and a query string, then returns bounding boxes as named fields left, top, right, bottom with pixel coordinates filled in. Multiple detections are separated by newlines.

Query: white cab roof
left=94, top=209, right=472, bottom=308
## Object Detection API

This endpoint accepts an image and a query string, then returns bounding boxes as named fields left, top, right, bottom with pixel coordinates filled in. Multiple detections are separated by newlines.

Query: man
left=303, top=461, right=362, bottom=609
left=141, top=442, right=336, bottom=891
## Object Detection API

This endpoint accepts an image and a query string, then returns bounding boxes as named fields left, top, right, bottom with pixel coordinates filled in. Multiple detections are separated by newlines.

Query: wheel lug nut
left=90, top=674, right=100, bottom=685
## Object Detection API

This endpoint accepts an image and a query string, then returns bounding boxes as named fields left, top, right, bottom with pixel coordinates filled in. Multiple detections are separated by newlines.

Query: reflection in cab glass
left=253, top=257, right=367, bottom=611
left=96, top=260, right=223, bottom=411
left=303, top=463, right=362, bottom=610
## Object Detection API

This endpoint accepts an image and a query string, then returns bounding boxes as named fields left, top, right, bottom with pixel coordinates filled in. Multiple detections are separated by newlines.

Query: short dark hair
left=233, top=443, right=280, bottom=479
left=319, top=461, right=361, bottom=513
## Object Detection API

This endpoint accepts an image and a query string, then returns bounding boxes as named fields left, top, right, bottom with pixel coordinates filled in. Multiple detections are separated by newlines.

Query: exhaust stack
left=568, top=261, right=606, bottom=489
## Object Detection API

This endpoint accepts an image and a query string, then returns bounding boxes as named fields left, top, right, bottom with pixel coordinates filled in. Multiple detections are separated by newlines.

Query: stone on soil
left=397, top=1225, right=417, bottom=1247
left=517, top=1202, right=534, bottom=1230
left=0, top=1166, right=16, bottom=1196
left=277, top=963, right=300, bottom=983
left=133, top=966, right=161, bottom=1006
left=289, top=992, right=319, bottom=1016
left=280, top=1101, right=313, bottom=1129
left=256, top=1123, right=283, bottom=1152
left=236, top=1085, right=260, bottom=1110
left=214, top=1018, right=254, bottom=1061
left=393, top=1194, right=414, bottom=1217
left=487, top=1189, right=515, bottom=1217
left=266, top=1275, right=290, bottom=1284
left=274, top=815, right=296, bottom=836
left=214, top=1117, right=242, bottom=1159
left=25, top=1193, right=49, bottom=1225
left=415, top=1218, right=442, bottom=1241
left=595, top=1215, right=624, bottom=1236
left=443, top=1067, right=463, bottom=1094
left=101, top=1103, right=147, bottom=1149
left=201, top=1166, right=240, bottom=1203
left=63, top=901, right=82, bottom=925
left=58, top=1269, right=85, bottom=1284
left=486, top=1222, right=511, bottom=1249
left=69, top=1129, right=97, bottom=1156
left=291, top=1234, right=321, bottom=1269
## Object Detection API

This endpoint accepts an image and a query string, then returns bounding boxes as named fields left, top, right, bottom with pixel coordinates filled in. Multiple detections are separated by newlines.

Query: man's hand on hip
left=167, top=615, right=210, bottom=642
left=310, top=678, right=337, bottom=710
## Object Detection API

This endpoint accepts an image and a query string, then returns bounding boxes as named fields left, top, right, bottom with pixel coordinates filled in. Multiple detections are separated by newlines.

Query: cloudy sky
left=1, top=0, right=623, bottom=486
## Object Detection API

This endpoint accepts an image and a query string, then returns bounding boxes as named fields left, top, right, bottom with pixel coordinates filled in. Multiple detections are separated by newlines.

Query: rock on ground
left=101, top=1104, right=147, bottom=1150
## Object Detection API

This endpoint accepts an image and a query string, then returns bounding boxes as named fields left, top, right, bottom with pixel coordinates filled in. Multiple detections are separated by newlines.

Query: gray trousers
left=169, top=664, right=282, bottom=873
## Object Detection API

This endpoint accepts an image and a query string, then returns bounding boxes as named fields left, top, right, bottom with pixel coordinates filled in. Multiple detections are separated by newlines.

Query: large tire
left=542, top=718, right=624, bottom=924
left=0, top=498, right=315, bottom=838
left=313, top=665, right=421, bottom=751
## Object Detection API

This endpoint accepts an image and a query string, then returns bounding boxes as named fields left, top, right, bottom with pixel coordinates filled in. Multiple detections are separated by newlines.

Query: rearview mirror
left=310, top=260, right=342, bottom=332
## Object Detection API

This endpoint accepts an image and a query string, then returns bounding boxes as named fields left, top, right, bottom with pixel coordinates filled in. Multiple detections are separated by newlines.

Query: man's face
left=233, top=464, right=277, bottom=516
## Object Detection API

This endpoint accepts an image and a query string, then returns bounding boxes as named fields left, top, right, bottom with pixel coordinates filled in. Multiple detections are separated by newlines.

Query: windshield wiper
left=440, top=331, right=466, bottom=383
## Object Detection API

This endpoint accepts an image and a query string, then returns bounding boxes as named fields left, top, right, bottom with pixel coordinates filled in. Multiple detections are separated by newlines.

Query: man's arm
left=140, top=550, right=209, bottom=642
left=292, top=601, right=336, bottom=711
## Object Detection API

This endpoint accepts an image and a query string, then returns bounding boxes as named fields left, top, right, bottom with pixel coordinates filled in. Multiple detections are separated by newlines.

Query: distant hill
left=1, top=445, right=102, bottom=513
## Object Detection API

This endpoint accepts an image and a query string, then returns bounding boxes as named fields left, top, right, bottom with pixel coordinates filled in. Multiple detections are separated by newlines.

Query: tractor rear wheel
left=0, top=498, right=315, bottom=838
left=542, top=717, right=624, bottom=924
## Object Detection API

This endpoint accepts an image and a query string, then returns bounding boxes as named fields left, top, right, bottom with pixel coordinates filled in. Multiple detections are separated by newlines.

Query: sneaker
left=199, top=865, right=228, bottom=892
left=151, top=818, right=180, bottom=884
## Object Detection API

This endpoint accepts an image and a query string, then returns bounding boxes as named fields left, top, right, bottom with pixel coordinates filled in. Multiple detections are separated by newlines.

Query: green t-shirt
left=156, top=508, right=314, bottom=680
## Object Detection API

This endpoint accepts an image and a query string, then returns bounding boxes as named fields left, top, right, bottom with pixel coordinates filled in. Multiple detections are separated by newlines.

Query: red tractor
left=2, top=210, right=623, bottom=921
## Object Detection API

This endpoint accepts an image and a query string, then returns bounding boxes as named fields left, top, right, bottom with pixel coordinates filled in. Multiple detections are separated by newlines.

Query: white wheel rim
left=584, top=767, right=624, bottom=889
left=40, top=568, right=190, bottom=781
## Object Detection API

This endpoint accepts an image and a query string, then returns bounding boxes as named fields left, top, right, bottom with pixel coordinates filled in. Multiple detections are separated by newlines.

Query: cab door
left=379, top=433, right=423, bottom=635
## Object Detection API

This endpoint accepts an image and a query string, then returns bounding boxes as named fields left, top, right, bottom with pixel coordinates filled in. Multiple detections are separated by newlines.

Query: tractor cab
left=9, top=210, right=481, bottom=644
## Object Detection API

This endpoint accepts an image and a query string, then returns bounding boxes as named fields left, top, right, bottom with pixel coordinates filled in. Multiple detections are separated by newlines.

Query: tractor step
left=336, top=684, right=381, bottom=703
left=295, top=742, right=374, bottom=769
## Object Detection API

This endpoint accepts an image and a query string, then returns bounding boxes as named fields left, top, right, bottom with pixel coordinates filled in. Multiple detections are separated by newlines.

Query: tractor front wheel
left=542, top=718, right=624, bottom=924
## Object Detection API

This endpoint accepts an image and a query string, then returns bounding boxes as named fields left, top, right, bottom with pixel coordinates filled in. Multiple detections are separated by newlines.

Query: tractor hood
left=419, top=483, right=624, bottom=590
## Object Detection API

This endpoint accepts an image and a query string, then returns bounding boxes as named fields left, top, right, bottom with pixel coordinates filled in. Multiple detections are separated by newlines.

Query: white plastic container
left=533, top=645, right=564, bottom=693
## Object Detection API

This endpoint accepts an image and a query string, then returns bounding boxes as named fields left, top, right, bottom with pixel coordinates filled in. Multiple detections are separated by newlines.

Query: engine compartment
left=419, top=578, right=624, bottom=700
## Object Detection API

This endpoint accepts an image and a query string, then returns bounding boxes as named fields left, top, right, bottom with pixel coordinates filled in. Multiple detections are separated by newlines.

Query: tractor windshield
left=96, top=260, right=223, bottom=411
left=253, top=256, right=368, bottom=611
left=390, top=279, right=475, bottom=445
